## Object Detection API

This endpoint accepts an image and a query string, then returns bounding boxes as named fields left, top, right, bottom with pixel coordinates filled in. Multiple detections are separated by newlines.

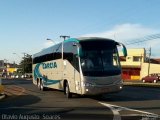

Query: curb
left=124, top=82, right=160, bottom=88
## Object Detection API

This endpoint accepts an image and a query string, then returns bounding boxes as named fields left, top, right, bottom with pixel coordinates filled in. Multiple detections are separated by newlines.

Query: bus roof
left=63, top=37, right=115, bottom=43
left=33, top=37, right=116, bottom=58
left=33, top=43, right=61, bottom=58
left=77, top=37, right=115, bottom=41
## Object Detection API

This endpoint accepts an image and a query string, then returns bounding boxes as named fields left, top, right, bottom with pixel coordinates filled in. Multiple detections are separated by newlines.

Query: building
left=0, top=60, right=19, bottom=77
left=140, top=60, right=160, bottom=79
left=0, top=60, right=5, bottom=76
left=0, top=60, right=4, bottom=68
left=120, top=48, right=145, bottom=80
left=119, top=48, right=160, bottom=80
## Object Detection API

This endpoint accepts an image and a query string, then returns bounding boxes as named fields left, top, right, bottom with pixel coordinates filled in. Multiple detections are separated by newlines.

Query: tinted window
left=54, top=43, right=62, bottom=60
left=33, top=43, right=62, bottom=64
left=63, top=42, right=79, bottom=71
left=79, top=40, right=121, bottom=76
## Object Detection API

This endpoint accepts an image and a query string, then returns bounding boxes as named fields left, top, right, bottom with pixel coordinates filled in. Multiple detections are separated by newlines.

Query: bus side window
left=45, top=53, right=54, bottom=61
left=54, top=52, right=62, bottom=59
left=41, top=55, right=46, bottom=62
left=63, top=42, right=79, bottom=72
left=54, top=43, right=62, bottom=60
left=63, top=42, right=73, bottom=63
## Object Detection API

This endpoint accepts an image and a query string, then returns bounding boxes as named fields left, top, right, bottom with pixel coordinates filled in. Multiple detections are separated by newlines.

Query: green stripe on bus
left=64, top=38, right=79, bottom=43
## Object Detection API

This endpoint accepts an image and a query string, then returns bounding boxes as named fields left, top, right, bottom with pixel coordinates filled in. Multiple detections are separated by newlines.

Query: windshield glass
left=80, top=40, right=121, bottom=76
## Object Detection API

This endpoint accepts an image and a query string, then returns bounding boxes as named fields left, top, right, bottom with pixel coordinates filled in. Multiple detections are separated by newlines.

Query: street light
left=13, top=53, right=21, bottom=58
left=60, top=35, right=70, bottom=41
left=13, top=53, right=22, bottom=64
left=46, top=38, right=56, bottom=44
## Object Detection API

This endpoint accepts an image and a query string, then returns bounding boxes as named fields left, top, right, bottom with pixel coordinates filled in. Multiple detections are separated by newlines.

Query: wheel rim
left=154, top=80, right=157, bottom=83
left=40, top=81, right=43, bottom=90
left=38, top=81, right=41, bottom=89
left=66, top=84, right=69, bottom=95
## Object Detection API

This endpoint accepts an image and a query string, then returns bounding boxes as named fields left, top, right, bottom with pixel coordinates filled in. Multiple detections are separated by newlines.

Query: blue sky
left=0, top=0, right=160, bottom=63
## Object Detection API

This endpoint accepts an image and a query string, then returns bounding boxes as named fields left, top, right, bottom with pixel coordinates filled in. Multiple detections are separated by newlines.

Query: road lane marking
left=99, top=102, right=160, bottom=120
left=99, top=102, right=121, bottom=120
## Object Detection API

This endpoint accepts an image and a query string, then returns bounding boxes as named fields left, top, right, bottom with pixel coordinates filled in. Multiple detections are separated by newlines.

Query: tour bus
left=33, top=37, right=127, bottom=98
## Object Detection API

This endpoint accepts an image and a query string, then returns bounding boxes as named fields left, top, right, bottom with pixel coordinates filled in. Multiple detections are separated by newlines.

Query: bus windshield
left=80, top=40, right=121, bottom=77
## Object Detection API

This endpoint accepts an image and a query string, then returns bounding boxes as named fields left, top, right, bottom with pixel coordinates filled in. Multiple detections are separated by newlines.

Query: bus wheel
left=37, top=80, right=41, bottom=90
left=65, top=82, right=72, bottom=98
left=40, top=80, right=46, bottom=91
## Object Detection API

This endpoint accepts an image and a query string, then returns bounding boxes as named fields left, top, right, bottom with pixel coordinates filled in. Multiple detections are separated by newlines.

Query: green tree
left=19, top=54, right=32, bottom=74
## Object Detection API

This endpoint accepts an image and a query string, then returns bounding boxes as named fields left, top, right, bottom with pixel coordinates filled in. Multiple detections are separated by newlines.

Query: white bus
left=33, top=37, right=127, bottom=98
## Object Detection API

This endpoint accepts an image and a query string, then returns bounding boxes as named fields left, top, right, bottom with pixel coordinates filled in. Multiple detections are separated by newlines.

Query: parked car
left=142, top=73, right=160, bottom=83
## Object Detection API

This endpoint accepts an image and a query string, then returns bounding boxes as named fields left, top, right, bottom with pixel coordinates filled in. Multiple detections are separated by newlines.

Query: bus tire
left=65, top=82, right=72, bottom=98
left=37, top=79, right=41, bottom=90
left=40, top=80, right=46, bottom=91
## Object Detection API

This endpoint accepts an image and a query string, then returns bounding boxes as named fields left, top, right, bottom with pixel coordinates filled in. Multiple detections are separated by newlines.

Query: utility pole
left=4, top=59, right=8, bottom=78
left=147, top=47, right=151, bottom=76
left=60, top=35, right=70, bottom=75
left=13, top=53, right=21, bottom=64
left=60, top=35, right=70, bottom=41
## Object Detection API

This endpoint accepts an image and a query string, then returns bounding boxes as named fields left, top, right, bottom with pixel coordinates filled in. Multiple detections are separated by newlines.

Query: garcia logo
left=42, top=62, right=57, bottom=69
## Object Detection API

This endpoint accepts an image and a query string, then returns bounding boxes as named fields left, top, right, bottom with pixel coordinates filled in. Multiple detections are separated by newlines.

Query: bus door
left=63, top=42, right=82, bottom=94
left=73, top=53, right=82, bottom=94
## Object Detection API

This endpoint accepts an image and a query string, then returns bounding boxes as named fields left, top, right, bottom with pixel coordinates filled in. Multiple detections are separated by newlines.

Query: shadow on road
left=2, top=79, right=32, bottom=85
left=0, top=94, right=114, bottom=120
left=0, top=95, right=41, bottom=108
left=91, top=86, right=160, bottom=102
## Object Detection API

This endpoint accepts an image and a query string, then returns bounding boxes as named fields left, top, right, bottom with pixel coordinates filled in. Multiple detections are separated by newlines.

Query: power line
left=125, top=33, right=160, bottom=45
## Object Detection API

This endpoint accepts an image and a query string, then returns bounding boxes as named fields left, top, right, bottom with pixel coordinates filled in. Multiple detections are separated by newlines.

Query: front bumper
left=81, top=83, right=123, bottom=95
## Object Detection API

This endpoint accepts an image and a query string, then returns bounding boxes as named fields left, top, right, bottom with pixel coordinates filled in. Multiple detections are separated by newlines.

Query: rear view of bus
left=76, top=37, right=126, bottom=95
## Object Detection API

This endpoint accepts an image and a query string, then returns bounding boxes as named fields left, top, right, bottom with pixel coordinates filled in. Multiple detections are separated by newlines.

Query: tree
left=19, top=54, right=32, bottom=74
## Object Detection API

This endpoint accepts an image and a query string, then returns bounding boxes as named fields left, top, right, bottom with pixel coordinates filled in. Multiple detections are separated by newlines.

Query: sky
left=0, top=0, right=160, bottom=64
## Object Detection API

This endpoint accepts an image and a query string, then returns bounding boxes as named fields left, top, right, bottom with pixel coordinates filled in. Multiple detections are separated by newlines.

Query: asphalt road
left=0, top=79, right=160, bottom=120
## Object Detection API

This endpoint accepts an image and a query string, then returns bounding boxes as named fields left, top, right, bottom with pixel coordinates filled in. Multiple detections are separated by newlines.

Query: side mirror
left=118, top=43, right=127, bottom=57
left=122, top=44, right=127, bottom=57
left=75, top=43, right=84, bottom=58
left=78, top=48, right=84, bottom=58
